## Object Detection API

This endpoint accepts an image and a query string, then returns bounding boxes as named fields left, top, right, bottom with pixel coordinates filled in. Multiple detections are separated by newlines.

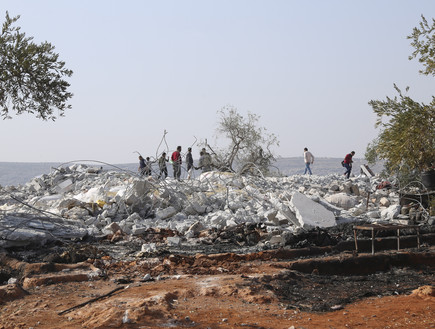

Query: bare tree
left=210, top=106, right=279, bottom=175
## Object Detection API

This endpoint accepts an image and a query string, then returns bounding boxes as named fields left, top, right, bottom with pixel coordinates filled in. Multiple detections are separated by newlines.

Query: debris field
left=0, top=164, right=434, bottom=328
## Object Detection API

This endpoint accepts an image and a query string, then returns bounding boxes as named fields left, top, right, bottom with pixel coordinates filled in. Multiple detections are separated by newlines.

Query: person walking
left=343, top=151, right=355, bottom=179
left=303, top=147, right=314, bottom=175
left=186, top=147, right=194, bottom=179
left=158, top=152, right=168, bottom=179
left=171, top=146, right=182, bottom=180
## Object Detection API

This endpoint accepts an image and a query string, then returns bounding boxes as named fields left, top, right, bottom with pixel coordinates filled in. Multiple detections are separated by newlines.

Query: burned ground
left=1, top=222, right=434, bottom=328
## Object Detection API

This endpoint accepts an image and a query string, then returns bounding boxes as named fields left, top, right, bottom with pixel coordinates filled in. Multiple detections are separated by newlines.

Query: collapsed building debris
left=0, top=163, right=433, bottom=250
left=0, top=164, right=434, bottom=328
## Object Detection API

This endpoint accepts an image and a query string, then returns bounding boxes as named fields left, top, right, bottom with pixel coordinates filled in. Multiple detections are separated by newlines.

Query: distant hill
left=0, top=158, right=383, bottom=187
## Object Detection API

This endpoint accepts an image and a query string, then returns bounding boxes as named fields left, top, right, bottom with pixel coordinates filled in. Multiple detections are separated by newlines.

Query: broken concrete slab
left=55, top=179, right=74, bottom=194
left=381, top=204, right=401, bottom=220
left=0, top=215, right=87, bottom=248
left=289, top=192, right=336, bottom=229
left=360, top=164, right=375, bottom=177
left=324, top=193, right=358, bottom=210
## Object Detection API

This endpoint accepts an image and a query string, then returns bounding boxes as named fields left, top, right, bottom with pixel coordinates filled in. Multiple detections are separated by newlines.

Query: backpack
left=341, top=160, right=345, bottom=167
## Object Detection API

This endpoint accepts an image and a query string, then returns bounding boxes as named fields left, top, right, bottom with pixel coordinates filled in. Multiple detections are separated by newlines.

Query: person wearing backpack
left=343, top=151, right=355, bottom=179
left=171, top=146, right=182, bottom=180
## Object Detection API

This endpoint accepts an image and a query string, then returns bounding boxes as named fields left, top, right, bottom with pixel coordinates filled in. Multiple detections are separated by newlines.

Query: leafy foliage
left=367, top=15, right=435, bottom=185
left=367, top=85, right=435, bottom=179
left=408, top=15, right=435, bottom=76
left=0, top=12, right=73, bottom=120
left=211, top=106, right=279, bottom=175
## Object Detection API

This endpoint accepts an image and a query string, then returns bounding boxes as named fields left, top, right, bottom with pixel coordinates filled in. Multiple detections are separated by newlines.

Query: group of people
left=303, top=147, right=355, bottom=178
left=141, top=147, right=356, bottom=180
left=138, top=146, right=214, bottom=180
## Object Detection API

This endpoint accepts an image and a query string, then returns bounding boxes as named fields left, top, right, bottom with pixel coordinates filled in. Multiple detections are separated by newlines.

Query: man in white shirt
left=303, top=147, right=315, bottom=175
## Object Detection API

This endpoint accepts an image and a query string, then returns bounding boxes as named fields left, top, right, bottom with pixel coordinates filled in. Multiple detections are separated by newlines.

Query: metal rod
left=353, top=229, right=358, bottom=252
left=397, top=229, right=400, bottom=251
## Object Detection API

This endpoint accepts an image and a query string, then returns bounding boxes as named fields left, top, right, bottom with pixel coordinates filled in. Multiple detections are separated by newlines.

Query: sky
left=1, top=0, right=434, bottom=164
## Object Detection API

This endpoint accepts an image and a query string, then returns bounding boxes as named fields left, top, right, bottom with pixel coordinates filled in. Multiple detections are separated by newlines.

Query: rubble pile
left=0, top=163, right=433, bottom=249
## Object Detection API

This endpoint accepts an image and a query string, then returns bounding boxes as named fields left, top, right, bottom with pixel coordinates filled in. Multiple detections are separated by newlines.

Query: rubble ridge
left=0, top=163, right=433, bottom=250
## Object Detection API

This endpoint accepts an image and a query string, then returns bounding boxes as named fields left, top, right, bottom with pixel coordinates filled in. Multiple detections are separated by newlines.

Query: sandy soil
left=0, top=246, right=434, bottom=329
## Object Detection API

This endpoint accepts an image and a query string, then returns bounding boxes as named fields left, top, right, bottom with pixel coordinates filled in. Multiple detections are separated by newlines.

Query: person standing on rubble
left=158, top=152, right=168, bottom=179
left=196, top=148, right=213, bottom=173
left=303, top=147, right=315, bottom=175
left=186, top=147, right=194, bottom=179
left=145, top=157, right=152, bottom=176
left=138, top=156, right=146, bottom=176
left=343, top=151, right=355, bottom=179
left=171, top=146, right=182, bottom=180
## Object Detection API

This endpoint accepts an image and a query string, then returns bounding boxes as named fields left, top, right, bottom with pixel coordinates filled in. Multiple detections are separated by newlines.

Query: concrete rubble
left=0, top=163, right=433, bottom=248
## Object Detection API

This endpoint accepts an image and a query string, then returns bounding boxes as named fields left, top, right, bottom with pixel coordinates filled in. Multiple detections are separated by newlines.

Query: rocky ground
left=0, top=164, right=434, bottom=328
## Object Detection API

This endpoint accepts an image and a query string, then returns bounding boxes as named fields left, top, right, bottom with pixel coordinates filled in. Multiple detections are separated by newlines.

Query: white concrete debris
left=0, top=163, right=428, bottom=248
left=55, top=179, right=74, bottom=194
left=324, top=193, right=358, bottom=210
left=289, top=192, right=336, bottom=229
left=381, top=204, right=401, bottom=220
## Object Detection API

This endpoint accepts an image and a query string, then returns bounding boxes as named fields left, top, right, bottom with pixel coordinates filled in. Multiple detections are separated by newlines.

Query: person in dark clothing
left=186, top=147, right=194, bottom=179
left=171, top=146, right=182, bottom=180
left=343, top=151, right=355, bottom=179
left=158, top=152, right=168, bottom=179
left=138, top=156, right=146, bottom=176
left=145, top=157, right=152, bottom=176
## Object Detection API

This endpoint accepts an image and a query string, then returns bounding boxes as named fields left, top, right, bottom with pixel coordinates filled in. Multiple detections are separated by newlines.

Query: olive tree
left=408, top=15, right=435, bottom=76
left=0, top=12, right=73, bottom=121
left=366, top=15, right=435, bottom=183
left=367, top=85, right=435, bottom=177
left=208, top=106, right=279, bottom=175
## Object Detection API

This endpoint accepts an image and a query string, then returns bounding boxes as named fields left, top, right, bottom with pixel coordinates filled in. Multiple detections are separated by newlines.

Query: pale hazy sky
left=1, top=1, right=434, bottom=163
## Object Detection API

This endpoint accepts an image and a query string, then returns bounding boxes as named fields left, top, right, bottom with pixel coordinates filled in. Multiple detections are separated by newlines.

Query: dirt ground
left=0, top=239, right=434, bottom=329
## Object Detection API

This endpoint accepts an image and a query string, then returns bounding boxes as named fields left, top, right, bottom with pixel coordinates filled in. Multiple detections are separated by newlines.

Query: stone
left=269, top=235, right=285, bottom=245
left=104, top=222, right=122, bottom=234
left=367, top=211, right=381, bottom=219
left=64, top=207, right=89, bottom=219
left=289, top=192, right=336, bottom=229
left=141, top=243, right=157, bottom=252
left=131, top=225, right=147, bottom=235
left=55, top=179, right=74, bottom=194
left=142, top=273, right=152, bottom=282
left=324, top=193, right=358, bottom=210
left=121, top=180, right=151, bottom=205
left=7, top=278, right=18, bottom=285
left=329, top=184, right=340, bottom=192
left=166, top=236, right=181, bottom=246
left=156, top=206, right=177, bottom=220
left=350, top=184, right=360, bottom=196
left=184, top=201, right=206, bottom=215
left=379, top=197, right=390, bottom=207
left=381, top=204, right=401, bottom=220
left=264, top=209, right=278, bottom=221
